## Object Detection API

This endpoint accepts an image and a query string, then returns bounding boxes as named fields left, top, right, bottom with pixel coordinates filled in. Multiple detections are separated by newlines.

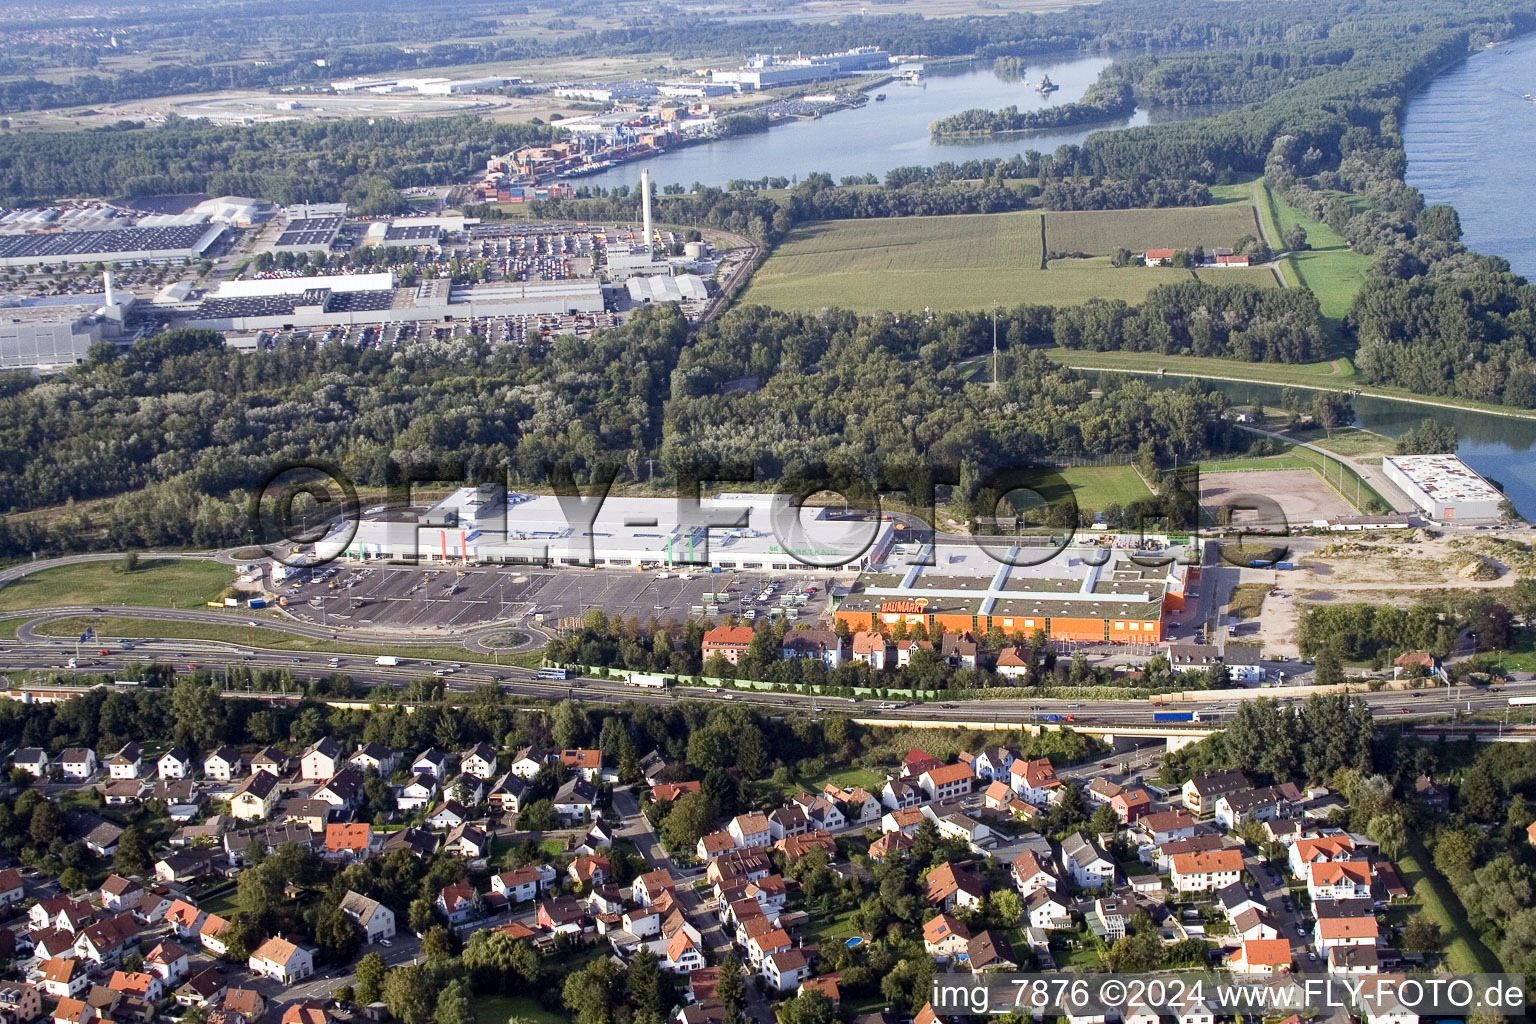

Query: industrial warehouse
left=832, top=544, right=1188, bottom=643
left=326, top=486, right=899, bottom=571
left=1381, top=454, right=1505, bottom=521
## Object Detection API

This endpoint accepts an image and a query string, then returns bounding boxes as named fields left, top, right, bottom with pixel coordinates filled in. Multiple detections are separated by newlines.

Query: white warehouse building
left=327, top=486, right=897, bottom=572
left=1381, top=454, right=1504, bottom=521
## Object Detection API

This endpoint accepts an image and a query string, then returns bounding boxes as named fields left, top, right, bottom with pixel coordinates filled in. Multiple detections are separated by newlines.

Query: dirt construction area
left=1200, top=468, right=1356, bottom=528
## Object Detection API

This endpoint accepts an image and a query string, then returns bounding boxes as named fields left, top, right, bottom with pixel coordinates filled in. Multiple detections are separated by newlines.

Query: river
left=1403, top=33, right=1536, bottom=280
left=576, top=54, right=1213, bottom=191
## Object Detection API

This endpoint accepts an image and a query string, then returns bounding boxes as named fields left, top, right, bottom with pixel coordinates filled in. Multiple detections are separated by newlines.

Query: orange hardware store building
left=833, top=546, right=1187, bottom=644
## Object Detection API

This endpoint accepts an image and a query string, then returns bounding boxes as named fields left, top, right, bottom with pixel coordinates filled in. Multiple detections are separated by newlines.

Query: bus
left=538, top=666, right=571, bottom=680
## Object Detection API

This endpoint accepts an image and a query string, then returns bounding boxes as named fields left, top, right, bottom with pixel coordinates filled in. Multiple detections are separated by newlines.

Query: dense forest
left=0, top=301, right=1254, bottom=557
left=930, top=81, right=1136, bottom=138
left=0, top=116, right=560, bottom=204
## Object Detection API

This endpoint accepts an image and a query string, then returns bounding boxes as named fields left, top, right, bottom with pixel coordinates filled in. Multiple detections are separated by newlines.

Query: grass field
left=744, top=214, right=1212, bottom=312
left=1398, top=836, right=1505, bottom=974
left=32, top=615, right=544, bottom=668
left=1256, top=181, right=1371, bottom=328
left=1056, top=466, right=1153, bottom=511
left=1190, top=266, right=1281, bottom=289
left=1227, top=584, right=1270, bottom=619
left=0, top=559, right=233, bottom=612
left=778, top=764, right=885, bottom=798
left=1044, top=205, right=1260, bottom=257
left=473, top=994, right=569, bottom=1024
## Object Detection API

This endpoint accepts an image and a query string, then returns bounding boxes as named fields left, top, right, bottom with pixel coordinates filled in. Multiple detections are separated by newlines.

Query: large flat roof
left=1384, top=454, right=1502, bottom=505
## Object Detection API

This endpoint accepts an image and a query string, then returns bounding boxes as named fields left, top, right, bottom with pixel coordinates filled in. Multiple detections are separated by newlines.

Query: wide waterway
left=577, top=54, right=1217, bottom=191
left=1403, top=33, right=1536, bottom=280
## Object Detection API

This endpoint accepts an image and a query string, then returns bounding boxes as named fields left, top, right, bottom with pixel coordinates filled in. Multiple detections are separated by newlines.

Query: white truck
left=375, top=656, right=400, bottom=667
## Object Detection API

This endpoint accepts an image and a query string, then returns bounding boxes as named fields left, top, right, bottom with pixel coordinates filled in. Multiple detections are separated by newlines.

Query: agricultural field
left=1190, top=266, right=1282, bottom=288
left=1044, top=205, right=1261, bottom=257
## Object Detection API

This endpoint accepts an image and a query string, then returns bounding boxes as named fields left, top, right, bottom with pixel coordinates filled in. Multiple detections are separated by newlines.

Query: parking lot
left=277, top=563, right=848, bottom=630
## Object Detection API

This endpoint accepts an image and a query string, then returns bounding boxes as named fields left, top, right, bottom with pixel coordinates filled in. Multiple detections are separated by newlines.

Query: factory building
left=1381, top=454, right=1504, bottom=521
left=833, top=543, right=1186, bottom=644
left=271, top=205, right=347, bottom=255
left=712, top=47, right=891, bottom=91
left=329, top=487, right=897, bottom=571
left=0, top=272, right=137, bottom=370
left=0, top=222, right=225, bottom=269
left=626, top=274, right=709, bottom=304
left=185, top=273, right=603, bottom=332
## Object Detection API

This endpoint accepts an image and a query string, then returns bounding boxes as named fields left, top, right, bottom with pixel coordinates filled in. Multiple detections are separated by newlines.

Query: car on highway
left=98, top=649, right=109, bottom=656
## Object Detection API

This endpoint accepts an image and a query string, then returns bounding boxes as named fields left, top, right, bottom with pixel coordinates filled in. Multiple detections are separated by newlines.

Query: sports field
left=1056, top=465, right=1153, bottom=511
left=1045, top=205, right=1261, bottom=256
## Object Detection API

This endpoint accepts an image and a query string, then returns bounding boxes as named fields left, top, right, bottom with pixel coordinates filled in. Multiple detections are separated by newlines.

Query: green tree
left=114, top=825, right=152, bottom=874
left=776, top=992, right=837, bottom=1024
left=355, top=953, right=387, bottom=1005
left=434, top=980, right=476, bottom=1024
left=626, top=946, right=667, bottom=1022
left=314, top=902, right=363, bottom=964
left=562, top=958, right=627, bottom=1024
left=716, top=953, right=746, bottom=1024
left=1401, top=914, right=1443, bottom=954
left=409, top=896, right=438, bottom=935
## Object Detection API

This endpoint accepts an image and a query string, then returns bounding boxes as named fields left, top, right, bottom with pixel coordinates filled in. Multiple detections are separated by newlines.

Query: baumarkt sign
left=880, top=599, right=929, bottom=614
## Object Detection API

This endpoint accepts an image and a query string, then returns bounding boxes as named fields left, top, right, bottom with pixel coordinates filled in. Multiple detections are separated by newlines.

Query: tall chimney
left=103, top=269, right=116, bottom=308
left=640, top=168, right=653, bottom=259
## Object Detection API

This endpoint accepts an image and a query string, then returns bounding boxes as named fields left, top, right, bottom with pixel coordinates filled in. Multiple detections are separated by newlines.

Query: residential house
left=701, top=625, right=755, bottom=666
left=1217, top=883, right=1268, bottom=922
left=1011, top=850, right=1058, bottom=896
left=222, top=990, right=267, bottom=1023
left=445, top=823, right=490, bottom=859
left=488, top=774, right=527, bottom=814
left=460, top=743, right=498, bottom=780
left=1060, top=832, right=1115, bottom=890
left=60, top=749, right=96, bottom=780
left=1229, top=939, right=1293, bottom=975
left=1110, top=788, right=1152, bottom=824
left=312, top=768, right=364, bottom=811
left=174, top=969, right=227, bottom=1009
left=12, top=748, right=48, bottom=777
left=83, top=822, right=125, bottom=858
left=1094, top=895, right=1134, bottom=941
left=350, top=743, right=397, bottom=777
left=823, top=783, right=881, bottom=825
left=538, top=897, right=586, bottom=935
left=1010, top=758, right=1062, bottom=805
left=994, top=647, right=1030, bottom=680
left=203, top=748, right=244, bottom=781
left=782, top=630, right=843, bottom=669
left=73, top=915, right=140, bottom=967
left=106, top=744, right=140, bottom=780
left=1134, top=810, right=1198, bottom=847
left=1171, top=850, right=1244, bottom=893
left=940, top=632, right=978, bottom=669
left=559, top=749, right=603, bottom=782
left=107, top=973, right=162, bottom=1003
left=920, top=763, right=974, bottom=803
left=1028, top=889, right=1072, bottom=930
left=248, top=938, right=313, bottom=984
left=633, top=869, right=675, bottom=907
left=323, top=824, right=374, bottom=862
left=1215, top=786, right=1292, bottom=830
left=923, top=913, right=971, bottom=961
left=299, top=738, right=343, bottom=782
left=1308, top=862, right=1373, bottom=901
left=437, top=883, right=482, bottom=925
left=1328, top=946, right=1381, bottom=975
left=98, top=876, right=140, bottom=913
left=198, top=915, right=232, bottom=956
left=249, top=747, right=285, bottom=777
left=881, top=779, right=922, bottom=811
left=1414, top=775, right=1451, bottom=815
left=492, top=866, right=550, bottom=905
left=505, top=747, right=547, bottom=779
left=164, top=901, right=205, bottom=941
left=728, top=812, right=771, bottom=849
left=1086, top=778, right=1122, bottom=806
left=0, top=983, right=42, bottom=1024
left=0, top=869, right=25, bottom=909
left=666, top=931, right=707, bottom=974
left=39, top=959, right=89, bottom=1000
left=1315, top=914, right=1380, bottom=952
left=396, top=774, right=438, bottom=813
left=895, top=639, right=934, bottom=668
left=925, top=862, right=985, bottom=911
left=965, top=931, right=1016, bottom=973
left=850, top=631, right=889, bottom=670
left=143, top=942, right=190, bottom=985
left=762, top=949, right=809, bottom=991
left=339, top=892, right=396, bottom=943
left=569, top=855, right=611, bottom=886
left=1232, top=909, right=1281, bottom=942
left=1289, top=835, right=1358, bottom=877
left=971, top=747, right=1018, bottom=782
left=553, top=778, right=598, bottom=823
left=1181, top=771, right=1250, bottom=818
left=230, top=772, right=279, bottom=820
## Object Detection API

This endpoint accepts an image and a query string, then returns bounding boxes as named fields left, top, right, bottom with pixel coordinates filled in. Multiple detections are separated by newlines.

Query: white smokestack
left=641, top=169, right=653, bottom=259
left=103, top=270, right=116, bottom=308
